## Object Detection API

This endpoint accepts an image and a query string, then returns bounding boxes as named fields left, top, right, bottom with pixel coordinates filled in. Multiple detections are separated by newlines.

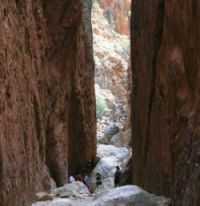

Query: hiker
left=114, top=166, right=121, bottom=187
left=96, top=173, right=102, bottom=188
left=69, top=173, right=75, bottom=183
left=75, top=174, right=83, bottom=182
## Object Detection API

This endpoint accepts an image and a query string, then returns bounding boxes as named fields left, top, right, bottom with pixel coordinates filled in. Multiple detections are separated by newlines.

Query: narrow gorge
left=0, top=1, right=199, bottom=206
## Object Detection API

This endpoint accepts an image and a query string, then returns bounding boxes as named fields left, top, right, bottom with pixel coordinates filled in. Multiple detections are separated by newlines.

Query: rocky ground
left=32, top=184, right=171, bottom=206
left=33, top=197, right=95, bottom=206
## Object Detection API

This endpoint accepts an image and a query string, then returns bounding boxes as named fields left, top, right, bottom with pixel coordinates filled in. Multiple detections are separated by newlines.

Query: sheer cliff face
left=0, top=1, right=95, bottom=206
left=98, top=0, right=131, bottom=35
left=131, top=1, right=200, bottom=205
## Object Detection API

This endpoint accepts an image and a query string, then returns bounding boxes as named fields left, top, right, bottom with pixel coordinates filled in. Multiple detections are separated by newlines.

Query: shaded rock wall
left=131, top=0, right=200, bottom=205
left=0, top=1, right=95, bottom=206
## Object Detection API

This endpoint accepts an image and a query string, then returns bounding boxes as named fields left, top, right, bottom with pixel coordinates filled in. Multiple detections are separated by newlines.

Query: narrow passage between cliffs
left=32, top=1, right=132, bottom=205
left=32, top=1, right=171, bottom=206
left=92, top=0, right=133, bottom=194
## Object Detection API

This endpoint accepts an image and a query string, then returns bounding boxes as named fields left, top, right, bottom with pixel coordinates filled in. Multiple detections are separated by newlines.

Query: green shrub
left=96, top=94, right=107, bottom=119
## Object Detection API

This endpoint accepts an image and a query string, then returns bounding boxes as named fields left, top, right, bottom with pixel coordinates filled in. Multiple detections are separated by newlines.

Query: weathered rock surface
left=131, top=1, right=200, bottom=205
left=102, top=124, right=120, bottom=143
left=32, top=196, right=95, bottom=206
left=97, top=0, right=131, bottom=35
left=97, top=144, right=131, bottom=162
left=91, top=185, right=171, bottom=206
left=0, top=1, right=95, bottom=205
left=92, top=0, right=131, bottom=140
left=53, top=181, right=90, bottom=198
left=110, top=129, right=132, bottom=147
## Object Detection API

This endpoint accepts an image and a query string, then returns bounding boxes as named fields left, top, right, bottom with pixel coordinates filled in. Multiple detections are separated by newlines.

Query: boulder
left=32, top=198, right=73, bottom=206
left=91, top=156, right=119, bottom=195
left=97, top=144, right=131, bottom=162
left=35, top=192, right=55, bottom=201
left=103, top=124, right=120, bottom=143
left=90, top=185, right=171, bottom=206
left=110, top=129, right=132, bottom=147
left=92, top=156, right=118, bottom=178
left=94, top=177, right=114, bottom=196
left=52, top=181, right=90, bottom=198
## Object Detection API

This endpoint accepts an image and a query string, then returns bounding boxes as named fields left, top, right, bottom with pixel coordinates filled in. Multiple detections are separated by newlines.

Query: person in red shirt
left=75, top=174, right=83, bottom=182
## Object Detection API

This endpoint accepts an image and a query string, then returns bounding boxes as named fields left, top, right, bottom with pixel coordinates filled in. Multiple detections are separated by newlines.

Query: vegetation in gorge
left=96, top=93, right=108, bottom=119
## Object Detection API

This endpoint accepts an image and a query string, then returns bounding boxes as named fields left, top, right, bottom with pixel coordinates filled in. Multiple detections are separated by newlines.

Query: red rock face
left=131, top=1, right=200, bottom=205
left=0, top=1, right=96, bottom=205
left=98, top=0, right=131, bottom=35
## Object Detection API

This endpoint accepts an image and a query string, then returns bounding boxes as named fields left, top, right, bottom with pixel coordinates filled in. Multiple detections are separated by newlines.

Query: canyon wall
left=131, top=0, right=200, bottom=205
left=97, top=0, right=131, bottom=35
left=0, top=1, right=96, bottom=206
left=92, top=0, right=131, bottom=138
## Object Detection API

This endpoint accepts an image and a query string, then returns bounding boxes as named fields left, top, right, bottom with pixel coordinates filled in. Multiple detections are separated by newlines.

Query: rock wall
left=0, top=1, right=96, bottom=206
left=131, top=1, right=200, bottom=205
left=97, top=0, right=131, bottom=35
left=92, top=0, right=131, bottom=140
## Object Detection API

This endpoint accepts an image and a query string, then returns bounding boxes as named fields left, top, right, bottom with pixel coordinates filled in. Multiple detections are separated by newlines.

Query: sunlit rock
left=90, top=185, right=171, bottom=206
left=110, top=129, right=132, bottom=147
left=52, top=181, right=90, bottom=199
left=97, top=144, right=131, bottom=162
left=32, top=198, right=73, bottom=206
left=92, top=0, right=131, bottom=142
